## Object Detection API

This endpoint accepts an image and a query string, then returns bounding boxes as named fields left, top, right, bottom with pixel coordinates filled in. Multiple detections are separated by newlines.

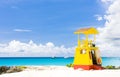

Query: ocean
left=0, top=57, right=120, bottom=66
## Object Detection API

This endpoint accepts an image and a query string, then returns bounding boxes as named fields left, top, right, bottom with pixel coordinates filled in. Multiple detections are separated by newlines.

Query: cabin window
left=80, top=49, right=86, bottom=54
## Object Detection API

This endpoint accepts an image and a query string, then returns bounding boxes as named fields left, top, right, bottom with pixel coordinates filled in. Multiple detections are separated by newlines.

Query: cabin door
left=91, top=50, right=97, bottom=65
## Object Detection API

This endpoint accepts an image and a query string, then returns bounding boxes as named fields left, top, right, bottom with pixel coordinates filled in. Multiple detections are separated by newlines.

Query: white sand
left=0, top=66, right=120, bottom=77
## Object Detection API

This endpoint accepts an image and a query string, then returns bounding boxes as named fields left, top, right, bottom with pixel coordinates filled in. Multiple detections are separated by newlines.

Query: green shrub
left=16, top=66, right=27, bottom=70
left=104, top=65, right=116, bottom=69
left=0, top=66, right=9, bottom=74
left=0, top=66, right=27, bottom=74
left=66, top=63, right=74, bottom=67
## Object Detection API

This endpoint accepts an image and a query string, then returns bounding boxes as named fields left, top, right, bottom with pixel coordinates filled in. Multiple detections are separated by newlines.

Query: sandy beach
left=0, top=66, right=120, bottom=77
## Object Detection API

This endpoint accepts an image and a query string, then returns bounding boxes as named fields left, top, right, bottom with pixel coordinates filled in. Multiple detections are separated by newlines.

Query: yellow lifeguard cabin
left=73, top=27, right=102, bottom=70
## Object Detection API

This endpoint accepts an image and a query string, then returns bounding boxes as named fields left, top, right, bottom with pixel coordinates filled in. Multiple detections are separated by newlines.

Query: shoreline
left=0, top=66, right=120, bottom=77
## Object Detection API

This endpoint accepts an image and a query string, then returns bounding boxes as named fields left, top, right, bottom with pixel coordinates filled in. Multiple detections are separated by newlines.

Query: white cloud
left=97, top=0, right=120, bottom=57
left=101, top=0, right=113, bottom=3
left=0, top=40, right=74, bottom=57
left=95, top=15, right=103, bottom=21
left=13, top=29, right=32, bottom=32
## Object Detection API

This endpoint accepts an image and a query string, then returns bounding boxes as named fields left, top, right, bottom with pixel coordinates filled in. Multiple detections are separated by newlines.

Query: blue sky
left=1, top=0, right=119, bottom=57
left=0, top=0, right=105, bottom=47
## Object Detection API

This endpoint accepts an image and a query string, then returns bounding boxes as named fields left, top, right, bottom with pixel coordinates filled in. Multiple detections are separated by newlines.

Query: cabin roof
left=74, top=27, right=99, bottom=35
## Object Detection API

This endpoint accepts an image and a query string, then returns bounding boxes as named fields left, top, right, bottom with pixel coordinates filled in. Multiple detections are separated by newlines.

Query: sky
left=0, top=0, right=120, bottom=57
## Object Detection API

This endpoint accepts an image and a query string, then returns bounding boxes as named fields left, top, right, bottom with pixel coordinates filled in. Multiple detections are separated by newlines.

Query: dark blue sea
left=0, top=57, right=120, bottom=66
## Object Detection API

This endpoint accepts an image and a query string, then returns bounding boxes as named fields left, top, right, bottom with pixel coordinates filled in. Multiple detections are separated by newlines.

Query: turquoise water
left=0, top=57, right=120, bottom=66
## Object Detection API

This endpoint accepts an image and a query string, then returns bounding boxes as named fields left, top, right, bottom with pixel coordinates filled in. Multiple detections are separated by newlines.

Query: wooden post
left=78, top=34, right=80, bottom=47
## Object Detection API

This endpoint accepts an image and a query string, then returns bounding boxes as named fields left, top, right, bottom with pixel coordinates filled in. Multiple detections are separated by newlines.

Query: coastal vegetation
left=0, top=66, right=27, bottom=74
left=66, top=63, right=120, bottom=69
left=104, top=65, right=120, bottom=69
